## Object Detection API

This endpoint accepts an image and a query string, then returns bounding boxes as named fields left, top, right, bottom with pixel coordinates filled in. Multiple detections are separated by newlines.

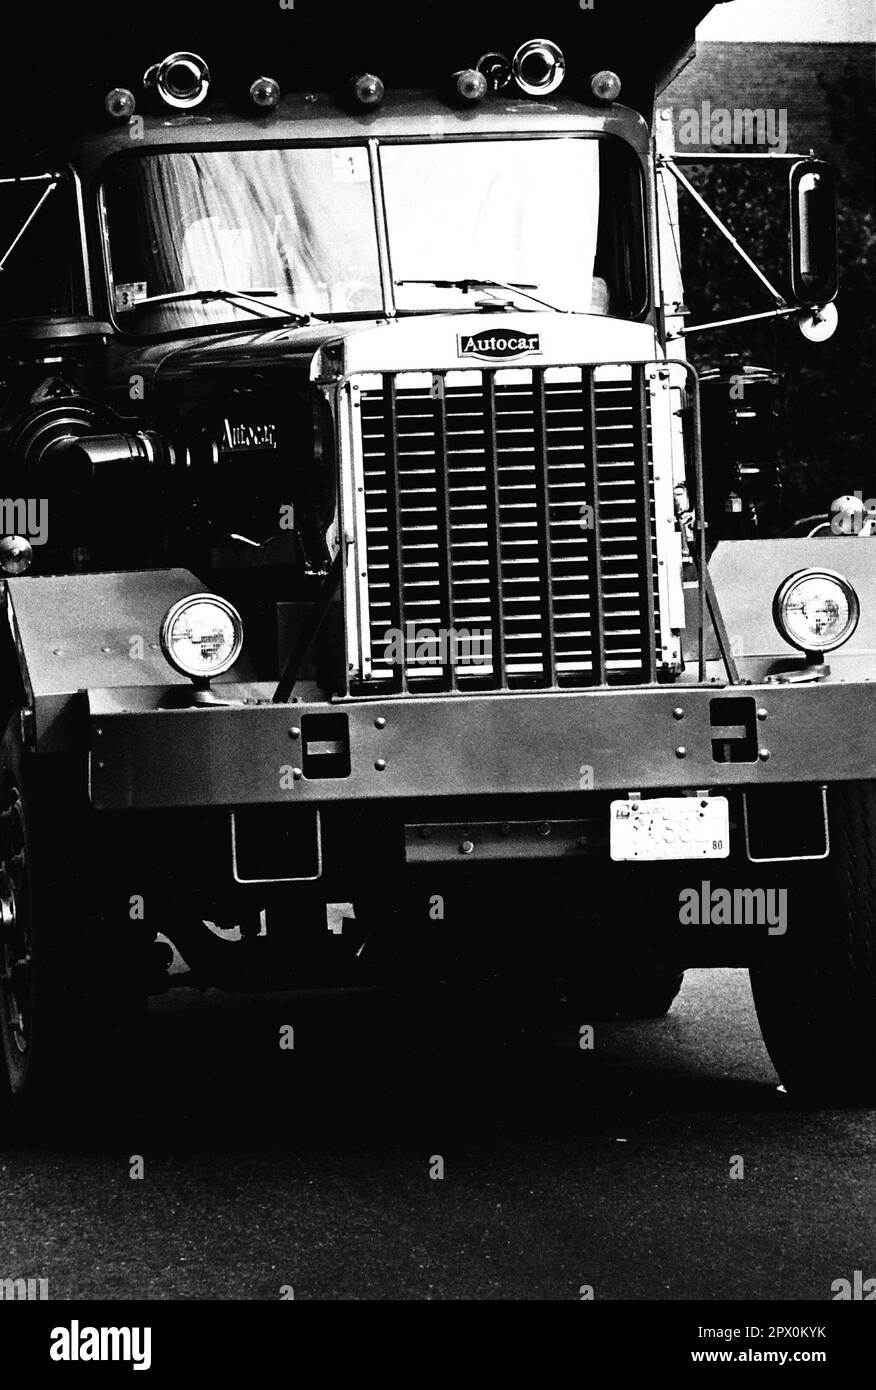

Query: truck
left=0, top=0, right=870, bottom=1129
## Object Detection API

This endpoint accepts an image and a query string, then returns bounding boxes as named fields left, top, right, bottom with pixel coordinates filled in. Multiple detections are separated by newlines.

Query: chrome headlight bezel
left=773, top=567, right=860, bottom=653
left=159, top=593, right=244, bottom=679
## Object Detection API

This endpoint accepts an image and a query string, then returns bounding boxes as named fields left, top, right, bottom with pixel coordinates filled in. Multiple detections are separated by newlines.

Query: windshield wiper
left=128, top=288, right=313, bottom=323
left=395, top=277, right=567, bottom=313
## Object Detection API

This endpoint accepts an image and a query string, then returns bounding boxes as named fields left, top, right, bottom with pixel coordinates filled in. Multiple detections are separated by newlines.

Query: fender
left=694, top=538, right=876, bottom=682
left=3, top=569, right=252, bottom=752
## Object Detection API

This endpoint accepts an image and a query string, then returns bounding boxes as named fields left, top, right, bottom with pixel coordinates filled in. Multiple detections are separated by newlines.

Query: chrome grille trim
left=345, top=363, right=683, bottom=693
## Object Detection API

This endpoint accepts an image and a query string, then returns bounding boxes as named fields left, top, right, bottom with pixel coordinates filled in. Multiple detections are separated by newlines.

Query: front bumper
left=85, top=680, right=876, bottom=810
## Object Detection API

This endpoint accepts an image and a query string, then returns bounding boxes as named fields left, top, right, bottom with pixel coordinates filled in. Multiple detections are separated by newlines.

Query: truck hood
left=116, top=313, right=661, bottom=394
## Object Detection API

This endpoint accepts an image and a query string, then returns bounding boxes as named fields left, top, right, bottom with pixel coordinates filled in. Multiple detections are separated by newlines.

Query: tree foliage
left=678, top=61, right=875, bottom=519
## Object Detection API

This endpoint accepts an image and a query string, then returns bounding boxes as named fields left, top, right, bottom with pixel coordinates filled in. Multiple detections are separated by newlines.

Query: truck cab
left=0, top=3, right=871, bottom=1128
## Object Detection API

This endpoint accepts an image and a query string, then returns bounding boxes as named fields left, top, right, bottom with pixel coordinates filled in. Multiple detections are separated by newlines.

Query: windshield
left=103, top=136, right=645, bottom=335
left=103, top=146, right=383, bottom=331
left=384, top=137, right=644, bottom=315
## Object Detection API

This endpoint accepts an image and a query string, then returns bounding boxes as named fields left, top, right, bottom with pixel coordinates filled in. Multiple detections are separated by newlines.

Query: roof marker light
left=351, top=73, right=385, bottom=108
left=590, top=69, right=622, bottom=103
left=454, top=68, right=488, bottom=104
left=476, top=52, right=512, bottom=92
left=105, top=88, right=136, bottom=121
left=143, top=52, right=210, bottom=110
left=512, top=39, right=566, bottom=97
left=250, top=76, right=281, bottom=110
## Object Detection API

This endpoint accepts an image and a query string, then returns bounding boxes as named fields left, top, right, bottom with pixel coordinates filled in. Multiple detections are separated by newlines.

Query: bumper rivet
left=759, top=749, right=771, bottom=762
left=375, top=758, right=387, bottom=772
left=675, top=746, right=687, bottom=758
left=459, top=839, right=474, bottom=855
left=757, top=708, right=768, bottom=721
left=288, top=726, right=301, bottom=740
left=538, top=822, right=551, bottom=837
left=374, top=717, right=386, bottom=730
left=672, top=707, right=684, bottom=720
left=500, top=822, right=512, bottom=836
left=292, top=767, right=303, bottom=780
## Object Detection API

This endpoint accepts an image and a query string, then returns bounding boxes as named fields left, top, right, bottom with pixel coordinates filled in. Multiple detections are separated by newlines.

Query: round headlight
left=160, top=594, right=244, bottom=679
left=773, top=568, right=859, bottom=653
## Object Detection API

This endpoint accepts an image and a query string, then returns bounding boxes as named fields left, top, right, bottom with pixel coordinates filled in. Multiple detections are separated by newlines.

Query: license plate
left=609, top=796, right=730, bottom=862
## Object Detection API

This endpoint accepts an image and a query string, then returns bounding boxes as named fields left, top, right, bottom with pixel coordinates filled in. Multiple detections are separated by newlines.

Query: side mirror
left=789, top=159, right=838, bottom=305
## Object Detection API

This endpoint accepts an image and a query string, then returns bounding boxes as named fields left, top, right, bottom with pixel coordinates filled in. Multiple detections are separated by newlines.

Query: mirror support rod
left=671, top=305, right=802, bottom=339
left=658, top=155, right=788, bottom=308
left=0, top=180, right=58, bottom=274
left=667, top=152, right=815, bottom=162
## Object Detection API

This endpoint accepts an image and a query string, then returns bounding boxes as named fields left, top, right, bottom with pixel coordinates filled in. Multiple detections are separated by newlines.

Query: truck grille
left=350, top=364, right=662, bottom=692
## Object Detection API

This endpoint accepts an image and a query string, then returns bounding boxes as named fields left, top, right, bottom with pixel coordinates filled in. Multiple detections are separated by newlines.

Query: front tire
left=0, top=715, right=144, bottom=1138
left=560, top=968, right=684, bottom=1020
left=749, top=781, right=876, bottom=1104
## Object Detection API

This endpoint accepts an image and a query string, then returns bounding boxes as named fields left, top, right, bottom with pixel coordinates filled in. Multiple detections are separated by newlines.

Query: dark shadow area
left=77, top=972, right=788, bottom=1156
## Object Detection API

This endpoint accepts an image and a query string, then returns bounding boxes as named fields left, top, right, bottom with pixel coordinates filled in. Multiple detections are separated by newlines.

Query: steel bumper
left=84, top=681, right=876, bottom=811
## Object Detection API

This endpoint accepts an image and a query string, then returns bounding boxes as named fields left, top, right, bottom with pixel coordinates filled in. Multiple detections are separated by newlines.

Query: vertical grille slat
left=631, top=367, right=658, bottom=683
left=432, top=379, right=458, bottom=692
left=354, top=364, right=662, bottom=693
left=582, top=372, right=606, bottom=684
left=531, top=369, right=558, bottom=688
left=482, top=374, right=507, bottom=689
left=378, top=374, right=406, bottom=693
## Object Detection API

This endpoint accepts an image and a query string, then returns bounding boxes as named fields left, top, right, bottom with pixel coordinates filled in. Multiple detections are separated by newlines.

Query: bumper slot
left=711, top=695, right=758, bottom=762
left=301, top=713, right=350, bottom=779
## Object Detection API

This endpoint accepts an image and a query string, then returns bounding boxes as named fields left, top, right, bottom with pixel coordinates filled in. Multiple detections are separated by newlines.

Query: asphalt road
left=1, top=968, right=874, bottom=1301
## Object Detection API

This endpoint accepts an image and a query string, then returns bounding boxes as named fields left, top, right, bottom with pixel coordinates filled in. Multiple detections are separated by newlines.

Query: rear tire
left=749, top=780, right=876, bottom=1104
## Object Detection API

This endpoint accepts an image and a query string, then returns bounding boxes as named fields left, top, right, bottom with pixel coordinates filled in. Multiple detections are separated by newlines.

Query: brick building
left=664, top=41, right=873, bottom=202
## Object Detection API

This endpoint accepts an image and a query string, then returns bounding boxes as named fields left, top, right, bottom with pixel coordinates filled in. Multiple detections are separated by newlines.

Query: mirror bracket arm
left=658, top=155, right=788, bottom=307
left=669, top=306, right=801, bottom=340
